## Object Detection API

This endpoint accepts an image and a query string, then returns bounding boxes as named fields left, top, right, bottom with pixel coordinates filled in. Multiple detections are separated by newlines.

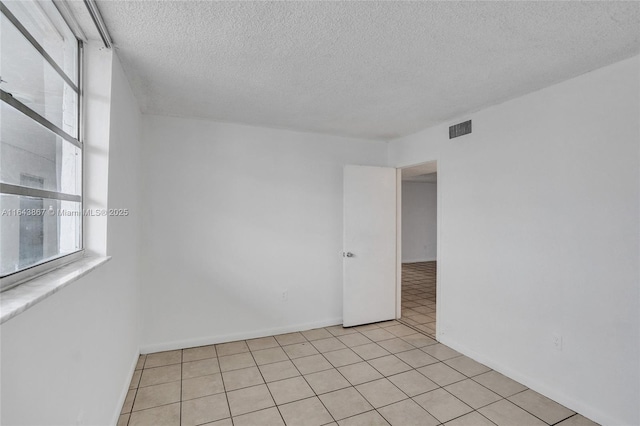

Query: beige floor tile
left=402, top=317, right=419, bottom=326
left=337, top=333, right=373, bottom=348
left=323, top=348, right=363, bottom=367
left=183, top=358, right=221, bottom=378
left=338, top=362, right=383, bottom=386
left=377, top=321, right=402, bottom=328
left=183, top=345, right=217, bottom=362
left=385, top=324, right=417, bottom=337
left=353, top=323, right=382, bottom=332
left=367, top=355, right=412, bottom=376
left=417, top=363, right=466, bottom=386
left=387, top=370, right=438, bottom=397
left=417, top=325, right=436, bottom=335
left=478, top=400, right=546, bottom=426
left=421, top=344, right=461, bottom=361
left=203, top=419, right=233, bottom=426
left=301, top=328, right=333, bottom=341
left=136, top=355, right=146, bottom=370
left=351, top=323, right=380, bottom=333
left=508, top=389, right=575, bottom=424
left=378, top=399, right=439, bottom=426
left=555, top=414, right=600, bottom=426
left=133, top=381, right=181, bottom=412
left=402, top=334, right=437, bottom=348
left=293, top=354, right=334, bottom=374
left=267, top=376, right=315, bottom=405
left=279, top=397, right=333, bottom=426
left=443, top=411, right=496, bottom=426
left=410, top=314, right=432, bottom=323
left=445, top=379, right=502, bottom=409
left=444, top=356, right=491, bottom=377
left=226, top=384, right=275, bottom=416
left=283, top=342, right=320, bottom=359
left=275, top=332, right=307, bottom=346
left=218, top=353, right=255, bottom=372
left=130, top=370, right=142, bottom=389
left=338, top=410, right=389, bottom=426
left=259, top=360, right=301, bottom=382
left=182, top=373, right=225, bottom=400
left=413, top=388, right=473, bottom=423
left=395, top=349, right=438, bottom=368
left=233, top=407, right=285, bottom=426
left=473, top=371, right=527, bottom=398
left=129, top=403, right=180, bottom=426
left=121, top=389, right=136, bottom=414
left=311, top=337, right=348, bottom=353
left=411, top=307, right=433, bottom=315
left=360, top=328, right=396, bottom=342
left=145, top=350, right=182, bottom=368
left=222, top=366, right=264, bottom=391
left=139, top=364, right=181, bottom=387
left=252, top=347, right=289, bottom=365
left=117, top=413, right=129, bottom=426
left=181, top=394, right=230, bottom=426
left=305, top=368, right=351, bottom=394
left=355, top=378, right=408, bottom=408
left=319, top=387, right=374, bottom=420
left=216, top=341, right=249, bottom=357
left=246, top=336, right=279, bottom=351
left=376, top=338, right=415, bottom=354
left=326, top=325, right=359, bottom=337
left=350, top=343, right=390, bottom=361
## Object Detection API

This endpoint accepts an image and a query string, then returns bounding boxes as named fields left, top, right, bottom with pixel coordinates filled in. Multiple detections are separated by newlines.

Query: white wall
left=401, top=181, right=437, bottom=262
left=388, top=56, right=639, bottom=426
left=140, top=116, right=387, bottom=352
left=0, top=47, right=143, bottom=426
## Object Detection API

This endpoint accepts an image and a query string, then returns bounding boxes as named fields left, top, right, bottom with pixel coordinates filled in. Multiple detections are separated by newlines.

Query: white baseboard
left=437, top=335, right=621, bottom=426
left=139, top=317, right=343, bottom=354
left=112, top=347, right=140, bottom=426
left=402, top=257, right=437, bottom=263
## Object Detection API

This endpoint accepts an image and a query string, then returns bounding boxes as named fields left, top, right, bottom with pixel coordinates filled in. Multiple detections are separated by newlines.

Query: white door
left=343, top=165, right=397, bottom=327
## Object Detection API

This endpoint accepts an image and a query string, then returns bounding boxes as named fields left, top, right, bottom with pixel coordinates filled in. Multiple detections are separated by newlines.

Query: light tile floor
left=399, top=261, right=437, bottom=338
left=120, top=320, right=599, bottom=426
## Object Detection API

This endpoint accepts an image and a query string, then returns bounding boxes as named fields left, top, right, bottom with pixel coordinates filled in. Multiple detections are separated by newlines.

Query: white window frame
left=0, top=0, right=84, bottom=291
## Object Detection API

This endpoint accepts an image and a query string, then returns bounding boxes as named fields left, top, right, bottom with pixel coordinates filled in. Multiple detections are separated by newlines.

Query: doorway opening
left=397, top=161, right=438, bottom=338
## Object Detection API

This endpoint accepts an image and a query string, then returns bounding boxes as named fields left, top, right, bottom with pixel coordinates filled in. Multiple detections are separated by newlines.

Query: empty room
left=0, top=1, right=638, bottom=426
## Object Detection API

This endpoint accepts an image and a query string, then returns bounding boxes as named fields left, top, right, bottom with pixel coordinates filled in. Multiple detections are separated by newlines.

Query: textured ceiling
left=94, top=1, right=639, bottom=140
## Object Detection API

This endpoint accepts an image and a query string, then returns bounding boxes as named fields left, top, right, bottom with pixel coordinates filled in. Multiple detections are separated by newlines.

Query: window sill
left=0, top=255, right=111, bottom=325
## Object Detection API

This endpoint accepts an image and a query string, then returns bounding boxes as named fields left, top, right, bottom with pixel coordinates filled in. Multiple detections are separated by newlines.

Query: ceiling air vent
left=449, top=120, right=472, bottom=139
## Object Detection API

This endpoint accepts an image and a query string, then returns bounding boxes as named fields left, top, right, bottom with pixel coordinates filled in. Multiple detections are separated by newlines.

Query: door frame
left=395, top=160, right=440, bottom=337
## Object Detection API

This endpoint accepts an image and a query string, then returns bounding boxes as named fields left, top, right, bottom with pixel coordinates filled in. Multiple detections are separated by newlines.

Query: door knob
left=345, top=252, right=355, bottom=257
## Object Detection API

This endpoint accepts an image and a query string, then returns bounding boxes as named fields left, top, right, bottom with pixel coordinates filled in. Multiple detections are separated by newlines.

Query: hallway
left=400, top=261, right=437, bottom=338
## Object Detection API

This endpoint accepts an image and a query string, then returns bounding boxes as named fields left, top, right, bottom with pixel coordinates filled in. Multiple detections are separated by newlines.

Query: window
left=0, top=0, right=82, bottom=290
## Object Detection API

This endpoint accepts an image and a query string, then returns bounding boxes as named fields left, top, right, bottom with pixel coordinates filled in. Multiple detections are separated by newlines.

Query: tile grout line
left=274, top=331, right=340, bottom=425
left=213, top=344, right=235, bottom=425
left=244, top=340, right=287, bottom=425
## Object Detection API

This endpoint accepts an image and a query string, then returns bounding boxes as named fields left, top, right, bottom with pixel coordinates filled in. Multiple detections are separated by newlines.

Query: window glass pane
left=2, top=0, right=78, bottom=83
left=1, top=102, right=81, bottom=195
left=1, top=13, right=78, bottom=138
left=0, top=194, right=81, bottom=276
